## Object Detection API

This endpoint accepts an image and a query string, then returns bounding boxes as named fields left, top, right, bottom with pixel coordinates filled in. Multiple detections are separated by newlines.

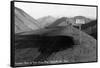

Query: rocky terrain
left=46, top=26, right=97, bottom=63
left=14, top=7, right=97, bottom=66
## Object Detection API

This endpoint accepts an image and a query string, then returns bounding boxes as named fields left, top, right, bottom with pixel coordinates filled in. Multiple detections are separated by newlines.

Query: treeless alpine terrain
left=14, top=7, right=97, bottom=66
left=46, top=25, right=97, bottom=63
left=15, top=25, right=97, bottom=65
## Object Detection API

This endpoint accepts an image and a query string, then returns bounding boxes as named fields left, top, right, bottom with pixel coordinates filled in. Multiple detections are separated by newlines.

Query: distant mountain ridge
left=45, top=16, right=92, bottom=28
left=37, top=16, right=57, bottom=28
left=45, top=17, right=67, bottom=28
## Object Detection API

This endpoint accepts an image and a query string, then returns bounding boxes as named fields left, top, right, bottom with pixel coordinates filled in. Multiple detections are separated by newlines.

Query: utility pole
left=79, top=24, right=81, bottom=44
left=76, top=19, right=85, bottom=44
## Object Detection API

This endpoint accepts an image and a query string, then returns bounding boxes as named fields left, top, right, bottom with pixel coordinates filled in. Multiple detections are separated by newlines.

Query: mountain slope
left=15, top=7, right=41, bottom=33
left=15, top=25, right=97, bottom=63
left=37, top=16, right=57, bottom=28
left=74, top=20, right=97, bottom=39
left=46, top=17, right=67, bottom=28
left=15, top=14, right=97, bottom=64
left=45, top=26, right=97, bottom=62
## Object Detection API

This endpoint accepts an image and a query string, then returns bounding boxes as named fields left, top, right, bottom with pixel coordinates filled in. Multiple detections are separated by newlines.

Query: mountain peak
left=15, top=7, right=41, bottom=33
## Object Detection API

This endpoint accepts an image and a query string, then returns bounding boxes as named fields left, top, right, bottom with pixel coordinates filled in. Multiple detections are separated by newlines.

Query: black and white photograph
left=11, top=1, right=97, bottom=67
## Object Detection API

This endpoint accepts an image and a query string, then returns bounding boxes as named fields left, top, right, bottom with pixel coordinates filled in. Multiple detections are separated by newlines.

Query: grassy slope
left=15, top=25, right=97, bottom=65
left=46, top=26, right=97, bottom=62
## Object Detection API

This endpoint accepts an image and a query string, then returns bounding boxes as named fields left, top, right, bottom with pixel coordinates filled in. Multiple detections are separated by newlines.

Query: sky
left=15, top=2, right=97, bottom=19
